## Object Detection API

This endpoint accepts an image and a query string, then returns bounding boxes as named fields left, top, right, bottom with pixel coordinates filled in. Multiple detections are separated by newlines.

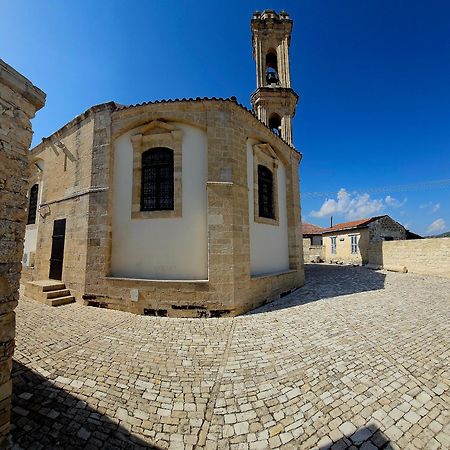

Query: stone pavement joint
left=196, top=320, right=237, bottom=447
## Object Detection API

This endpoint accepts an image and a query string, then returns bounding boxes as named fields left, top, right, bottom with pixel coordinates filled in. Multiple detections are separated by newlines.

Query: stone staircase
left=24, top=280, right=75, bottom=307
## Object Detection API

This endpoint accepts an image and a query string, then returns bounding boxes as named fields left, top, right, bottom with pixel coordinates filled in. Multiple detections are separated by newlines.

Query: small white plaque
left=130, top=289, right=139, bottom=302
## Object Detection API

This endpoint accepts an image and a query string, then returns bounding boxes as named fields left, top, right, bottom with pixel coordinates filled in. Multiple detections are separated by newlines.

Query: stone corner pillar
left=0, top=58, right=46, bottom=445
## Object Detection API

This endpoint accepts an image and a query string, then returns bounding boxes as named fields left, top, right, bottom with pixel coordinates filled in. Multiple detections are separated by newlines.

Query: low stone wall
left=302, top=240, right=324, bottom=263
left=369, top=238, right=450, bottom=278
left=0, top=60, right=45, bottom=445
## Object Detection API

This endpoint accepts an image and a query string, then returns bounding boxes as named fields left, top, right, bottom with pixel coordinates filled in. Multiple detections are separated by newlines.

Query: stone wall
left=368, top=215, right=406, bottom=242
left=28, top=111, right=99, bottom=299
left=24, top=99, right=304, bottom=317
left=302, top=238, right=324, bottom=263
left=369, top=238, right=450, bottom=278
left=0, top=60, right=45, bottom=445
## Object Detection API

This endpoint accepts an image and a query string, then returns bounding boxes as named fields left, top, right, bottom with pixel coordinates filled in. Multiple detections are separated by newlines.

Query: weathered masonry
left=0, top=60, right=46, bottom=446
left=22, top=10, right=305, bottom=317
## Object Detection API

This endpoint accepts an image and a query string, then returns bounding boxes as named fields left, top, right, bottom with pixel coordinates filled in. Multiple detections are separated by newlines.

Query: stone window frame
left=330, top=236, right=337, bottom=254
left=27, top=183, right=39, bottom=225
left=349, top=234, right=359, bottom=254
left=25, top=162, right=44, bottom=231
left=131, top=120, right=183, bottom=220
left=253, top=143, right=279, bottom=226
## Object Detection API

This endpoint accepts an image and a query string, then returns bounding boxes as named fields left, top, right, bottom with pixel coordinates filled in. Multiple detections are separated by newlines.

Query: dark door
left=49, top=219, right=66, bottom=280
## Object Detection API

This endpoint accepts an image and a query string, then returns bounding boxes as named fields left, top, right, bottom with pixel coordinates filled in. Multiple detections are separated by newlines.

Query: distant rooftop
left=302, top=223, right=326, bottom=236
left=323, top=216, right=386, bottom=234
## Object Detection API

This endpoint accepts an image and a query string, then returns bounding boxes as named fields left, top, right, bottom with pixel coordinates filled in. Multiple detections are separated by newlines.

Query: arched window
left=265, top=50, right=279, bottom=84
left=27, top=184, right=39, bottom=225
left=141, top=148, right=174, bottom=211
left=269, top=113, right=282, bottom=137
left=258, top=165, right=274, bottom=219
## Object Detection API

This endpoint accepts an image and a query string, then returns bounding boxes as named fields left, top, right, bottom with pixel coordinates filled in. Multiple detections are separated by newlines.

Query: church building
left=22, top=10, right=304, bottom=317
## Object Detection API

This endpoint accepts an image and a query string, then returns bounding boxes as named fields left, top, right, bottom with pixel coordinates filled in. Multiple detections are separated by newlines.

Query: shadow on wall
left=368, top=242, right=384, bottom=267
left=247, top=264, right=386, bottom=315
left=320, top=422, right=394, bottom=449
left=10, top=361, right=160, bottom=450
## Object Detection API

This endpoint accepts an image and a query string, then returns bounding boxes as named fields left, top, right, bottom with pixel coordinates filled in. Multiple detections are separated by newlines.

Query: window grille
left=258, top=165, right=274, bottom=219
left=27, top=184, right=39, bottom=225
left=141, top=148, right=174, bottom=211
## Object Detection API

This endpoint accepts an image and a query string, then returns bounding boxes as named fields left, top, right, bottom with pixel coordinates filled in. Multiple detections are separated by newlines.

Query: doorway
left=49, top=219, right=66, bottom=280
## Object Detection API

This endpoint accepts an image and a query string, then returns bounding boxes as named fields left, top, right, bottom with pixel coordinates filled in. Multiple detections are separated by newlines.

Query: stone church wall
left=111, top=122, right=208, bottom=280
left=91, top=100, right=303, bottom=316
left=0, top=60, right=45, bottom=446
left=23, top=99, right=304, bottom=317
left=28, top=113, right=97, bottom=299
left=247, top=139, right=290, bottom=276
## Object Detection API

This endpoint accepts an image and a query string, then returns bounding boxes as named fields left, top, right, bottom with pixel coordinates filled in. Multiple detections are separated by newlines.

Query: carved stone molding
left=130, top=120, right=183, bottom=220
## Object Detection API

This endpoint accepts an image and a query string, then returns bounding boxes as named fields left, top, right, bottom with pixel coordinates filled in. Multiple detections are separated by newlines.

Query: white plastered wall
left=111, top=122, right=208, bottom=280
left=23, top=174, right=43, bottom=266
left=23, top=227, right=37, bottom=265
left=247, top=139, right=290, bottom=276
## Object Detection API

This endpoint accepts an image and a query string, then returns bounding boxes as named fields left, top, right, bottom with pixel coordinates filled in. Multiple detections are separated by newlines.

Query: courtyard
left=9, top=265, right=450, bottom=449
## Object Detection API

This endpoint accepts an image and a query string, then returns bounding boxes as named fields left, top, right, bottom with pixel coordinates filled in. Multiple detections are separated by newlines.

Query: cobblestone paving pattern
left=9, top=265, right=450, bottom=449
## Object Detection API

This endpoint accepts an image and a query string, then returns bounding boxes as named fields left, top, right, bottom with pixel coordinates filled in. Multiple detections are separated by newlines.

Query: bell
left=266, top=68, right=279, bottom=85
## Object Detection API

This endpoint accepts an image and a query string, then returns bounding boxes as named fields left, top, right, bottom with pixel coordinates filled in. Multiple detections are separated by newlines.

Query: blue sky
left=2, top=0, right=449, bottom=235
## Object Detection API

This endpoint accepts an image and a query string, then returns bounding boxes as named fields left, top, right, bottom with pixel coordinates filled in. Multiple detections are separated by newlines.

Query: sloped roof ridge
left=302, top=222, right=327, bottom=235
left=323, top=215, right=388, bottom=233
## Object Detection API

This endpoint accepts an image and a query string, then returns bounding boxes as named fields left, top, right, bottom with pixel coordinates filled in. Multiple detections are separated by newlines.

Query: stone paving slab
left=8, top=265, right=450, bottom=449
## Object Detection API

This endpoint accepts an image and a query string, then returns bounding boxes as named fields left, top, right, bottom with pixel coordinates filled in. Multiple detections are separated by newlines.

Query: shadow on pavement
left=320, top=422, right=394, bottom=449
left=9, top=361, right=160, bottom=450
left=248, top=264, right=386, bottom=315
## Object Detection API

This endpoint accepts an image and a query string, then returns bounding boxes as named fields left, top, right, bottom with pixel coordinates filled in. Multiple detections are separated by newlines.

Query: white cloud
left=427, top=218, right=446, bottom=234
left=420, top=201, right=440, bottom=213
left=310, top=188, right=384, bottom=220
left=385, top=195, right=407, bottom=208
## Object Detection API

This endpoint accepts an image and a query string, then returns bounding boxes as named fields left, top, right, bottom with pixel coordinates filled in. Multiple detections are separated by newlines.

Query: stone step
left=42, top=282, right=66, bottom=292
left=46, top=289, right=70, bottom=299
left=46, top=296, right=75, bottom=307
left=24, top=280, right=73, bottom=307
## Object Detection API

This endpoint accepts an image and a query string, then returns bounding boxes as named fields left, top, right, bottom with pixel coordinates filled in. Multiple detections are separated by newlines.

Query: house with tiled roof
left=302, top=222, right=326, bottom=262
left=321, top=215, right=407, bottom=264
left=21, top=11, right=305, bottom=317
left=302, top=222, right=325, bottom=245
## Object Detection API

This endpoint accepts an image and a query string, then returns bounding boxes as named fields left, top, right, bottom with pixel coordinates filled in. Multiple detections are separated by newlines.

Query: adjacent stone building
left=0, top=60, right=45, bottom=446
left=22, top=10, right=304, bottom=317
left=322, top=215, right=407, bottom=265
left=302, top=222, right=325, bottom=262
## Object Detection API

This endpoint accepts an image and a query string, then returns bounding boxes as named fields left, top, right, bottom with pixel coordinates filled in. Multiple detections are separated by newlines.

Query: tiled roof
left=114, top=96, right=240, bottom=110
left=302, top=222, right=326, bottom=235
left=322, top=216, right=386, bottom=234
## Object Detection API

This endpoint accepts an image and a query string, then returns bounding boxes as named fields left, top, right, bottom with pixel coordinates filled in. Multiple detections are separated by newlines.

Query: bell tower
left=250, top=10, right=299, bottom=145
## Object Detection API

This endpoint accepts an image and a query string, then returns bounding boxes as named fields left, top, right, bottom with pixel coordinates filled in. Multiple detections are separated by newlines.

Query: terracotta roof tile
left=322, top=216, right=386, bottom=233
left=302, top=222, right=326, bottom=235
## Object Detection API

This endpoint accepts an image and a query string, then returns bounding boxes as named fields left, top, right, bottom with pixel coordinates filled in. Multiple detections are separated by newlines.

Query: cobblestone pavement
left=9, top=265, right=450, bottom=449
